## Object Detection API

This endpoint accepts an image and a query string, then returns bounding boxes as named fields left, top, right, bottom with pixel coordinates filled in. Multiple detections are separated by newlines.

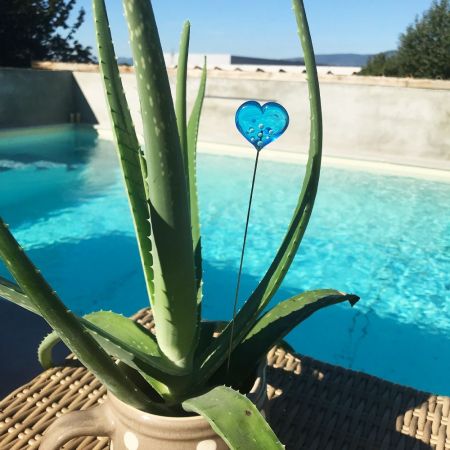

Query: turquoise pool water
left=1, top=127, right=449, bottom=394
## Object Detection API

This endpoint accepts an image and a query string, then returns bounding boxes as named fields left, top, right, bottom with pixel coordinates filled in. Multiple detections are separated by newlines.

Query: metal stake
left=226, top=150, right=260, bottom=373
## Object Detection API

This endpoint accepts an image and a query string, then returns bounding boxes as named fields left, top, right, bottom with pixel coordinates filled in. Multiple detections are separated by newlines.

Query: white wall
left=1, top=67, right=448, bottom=168
left=72, top=70, right=450, bottom=168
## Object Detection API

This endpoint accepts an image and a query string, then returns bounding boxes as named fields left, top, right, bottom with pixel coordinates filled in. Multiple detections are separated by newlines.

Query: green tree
left=0, top=0, right=94, bottom=68
left=359, top=52, right=400, bottom=77
left=396, top=0, right=450, bottom=78
left=360, top=0, right=450, bottom=79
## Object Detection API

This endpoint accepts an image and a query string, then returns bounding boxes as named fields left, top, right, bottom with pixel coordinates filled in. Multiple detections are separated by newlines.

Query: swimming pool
left=1, top=126, right=449, bottom=395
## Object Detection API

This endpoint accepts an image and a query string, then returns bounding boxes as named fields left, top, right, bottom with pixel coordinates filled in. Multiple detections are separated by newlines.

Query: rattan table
left=1, top=309, right=449, bottom=449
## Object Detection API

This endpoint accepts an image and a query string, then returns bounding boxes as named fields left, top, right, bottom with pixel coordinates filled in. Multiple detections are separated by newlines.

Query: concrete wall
left=73, top=70, right=450, bottom=167
left=1, top=67, right=449, bottom=168
left=198, top=75, right=449, bottom=165
left=0, top=68, right=96, bottom=129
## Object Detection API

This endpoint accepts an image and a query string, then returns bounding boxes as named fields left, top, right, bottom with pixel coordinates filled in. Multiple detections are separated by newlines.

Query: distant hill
left=230, top=55, right=300, bottom=66
left=117, top=57, right=133, bottom=66
left=237, top=54, right=374, bottom=67
left=118, top=53, right=378, bottom=68
left=312, top=54, right=373, bottom=67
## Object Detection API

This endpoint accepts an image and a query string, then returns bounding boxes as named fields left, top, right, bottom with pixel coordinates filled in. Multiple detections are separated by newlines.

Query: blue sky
left=76, top=0, right=433, bottom=58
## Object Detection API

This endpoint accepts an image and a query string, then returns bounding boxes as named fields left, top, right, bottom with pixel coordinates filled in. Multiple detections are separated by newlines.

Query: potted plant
left=0, top=0, right=359, bottom=448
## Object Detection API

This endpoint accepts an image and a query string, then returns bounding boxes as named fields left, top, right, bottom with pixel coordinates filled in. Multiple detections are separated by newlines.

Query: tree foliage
left=360, top=0, right=450, bottom=79
left=0, top=0, right=94, bottom=68
left=359, top=52, right=401, bottom=77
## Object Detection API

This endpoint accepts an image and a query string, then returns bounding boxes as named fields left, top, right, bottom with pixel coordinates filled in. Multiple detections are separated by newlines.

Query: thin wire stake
left=226, top=150, right=261, bottom=373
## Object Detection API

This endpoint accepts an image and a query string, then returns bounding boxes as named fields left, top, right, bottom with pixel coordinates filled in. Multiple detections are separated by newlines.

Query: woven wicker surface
left=0, top=308, right=449, bottom=449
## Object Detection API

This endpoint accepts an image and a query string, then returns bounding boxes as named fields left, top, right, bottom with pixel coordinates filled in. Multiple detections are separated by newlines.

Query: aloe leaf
left=122, top=0, right=197, bottom=370
left=188, top=57, right=207, bottom=302
left=1, top=278, right=62, bottom=370
left=38, top=332, right=61, bottom=369
left=228, top=290, right=359, bottom=382
left=1, top=277, right=186, bottom=381
left=116, top=361, right=180, bottom=415
left=196, top=0, right=323, bottom=382
left=33, top=314, right=185, bottom=401
left=0, top=275, right=36, bottom=314
left=86, top=324, right=173, bottom=399
left=84, top=311, right=159, bottom=355
left=194, top=319, right=226, bottom=358
left=92, top=0, right=154, bottom=301
left=182, top=386, right=284, bottom=450
left=0, top=219, right=153, bottom=411
left=175, top=20, right=190, bottom=171
left=81, top=311, right=189, bottom=376
left=33, top=310, right=178, bottom=398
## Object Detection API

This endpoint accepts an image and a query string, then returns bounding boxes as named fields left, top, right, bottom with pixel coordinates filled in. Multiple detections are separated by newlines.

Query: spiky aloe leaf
left=194, top=319, right=226, bottom=358
left=116, top=361, right=180, bottom=415
left=6, top=279, right=192, bottom=401
left=188, top=58, right=207, bottom=302
left=195, top=0, right=323, bottom=383
left=0, top=219, right=153, bottom=411
left=175, top=23, right=206, bottom=307
left=1, top=279, right=185, bottom=379
left=38, top=331, right=61, bottom=369
left=86, top=322, right=173, bottom=399
left=0, top=275, right=35, bottom=313
left=175, top=20, right=190, bottom=170
left=84, top=311, right=159, bottom=356
left=92, top=0, right=154, bottom=301
left=182, top=386, right=284, bottom=450
left=227, top=290, right=359, bottom=383
left=82, top=312, right=190, bottom=378
left=122, top=0, right=197, bottom=370
left=32, top=314, right=177, bottom=399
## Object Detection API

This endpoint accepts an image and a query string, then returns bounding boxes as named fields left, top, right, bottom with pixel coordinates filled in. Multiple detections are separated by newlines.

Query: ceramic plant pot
left=39, top=363, right=268, bottom=450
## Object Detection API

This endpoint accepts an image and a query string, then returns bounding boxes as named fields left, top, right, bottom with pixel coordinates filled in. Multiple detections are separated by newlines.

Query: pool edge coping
left=2, top=124, right=446, bottom=183
left=94, top=127, right=450, bottom=183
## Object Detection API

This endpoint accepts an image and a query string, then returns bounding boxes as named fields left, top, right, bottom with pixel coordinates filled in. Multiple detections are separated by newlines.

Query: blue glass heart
left=235, top=101, right=289, bottom=150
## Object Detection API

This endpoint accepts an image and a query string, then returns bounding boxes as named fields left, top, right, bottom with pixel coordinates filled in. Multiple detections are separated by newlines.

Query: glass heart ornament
left=235, top=101, right=289, bottom=150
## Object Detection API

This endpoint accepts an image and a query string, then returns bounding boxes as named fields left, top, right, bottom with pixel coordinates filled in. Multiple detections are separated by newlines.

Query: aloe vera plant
left=0, top=0, right=359, bottom=448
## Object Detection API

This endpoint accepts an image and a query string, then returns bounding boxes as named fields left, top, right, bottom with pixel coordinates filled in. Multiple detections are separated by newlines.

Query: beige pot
left=39, top=363, right=268, bottom=450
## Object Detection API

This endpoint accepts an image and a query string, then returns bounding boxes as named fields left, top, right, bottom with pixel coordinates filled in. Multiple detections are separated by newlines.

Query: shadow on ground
left=266, top=350, right=436, bottom=449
